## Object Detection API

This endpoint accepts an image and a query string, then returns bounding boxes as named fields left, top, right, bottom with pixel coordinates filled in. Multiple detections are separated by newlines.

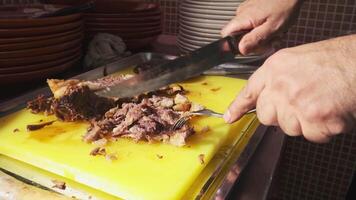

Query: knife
left=96, top=32, right=247, bottom=99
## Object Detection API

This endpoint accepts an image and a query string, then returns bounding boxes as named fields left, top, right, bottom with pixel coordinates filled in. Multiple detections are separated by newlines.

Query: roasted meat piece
left=50, top=84, right=116, bottom=121
left=83, top=96, right=195, bottom=146
left=31, top=75, right=131, bottom=121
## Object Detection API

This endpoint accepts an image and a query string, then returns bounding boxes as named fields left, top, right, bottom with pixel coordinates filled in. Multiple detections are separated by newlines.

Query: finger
left=224, top=66, right=267, bottom=123
left=239, top=21, right=276, bottom=55
left=221, top=17, right=252, bottom=37
left=256, top=89, right=278, bottom=126
left=325, top=117, right=350, bottom=136
left=299, top=119, right=331, bottom=143
left=246, top=36, right=281, bottom=55
left=277, top=105, right=302, bottom=136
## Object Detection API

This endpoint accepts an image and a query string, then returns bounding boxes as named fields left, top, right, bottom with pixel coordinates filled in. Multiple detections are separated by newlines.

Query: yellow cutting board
left=0, top=76, right=250, bottom=200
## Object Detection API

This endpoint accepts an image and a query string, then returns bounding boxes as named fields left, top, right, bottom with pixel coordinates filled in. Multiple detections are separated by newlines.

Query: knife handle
left=226, top=31, right=249, bottom=55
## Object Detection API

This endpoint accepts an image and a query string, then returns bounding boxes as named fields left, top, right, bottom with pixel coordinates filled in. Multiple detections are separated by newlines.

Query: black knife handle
left=226, top=31, right=249, bottom=55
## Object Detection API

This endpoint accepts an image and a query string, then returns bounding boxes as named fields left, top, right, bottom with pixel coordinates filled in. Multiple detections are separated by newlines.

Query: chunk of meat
left=27, top=121, right=55, bottom=131
left=27, top=95, right=53, bottom=115
left=83, top=94, right=195, bottom=146
left=51, top=180, right=66, bottom=190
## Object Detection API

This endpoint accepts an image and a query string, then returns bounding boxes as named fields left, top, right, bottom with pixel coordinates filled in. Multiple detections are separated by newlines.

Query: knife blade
left=96, top=32, right=246, bottom=99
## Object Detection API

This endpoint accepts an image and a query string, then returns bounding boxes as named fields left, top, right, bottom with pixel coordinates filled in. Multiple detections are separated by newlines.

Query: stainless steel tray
left=0, top=52, right=265, bottom=200
left=0, top=52, right=260, bottom=116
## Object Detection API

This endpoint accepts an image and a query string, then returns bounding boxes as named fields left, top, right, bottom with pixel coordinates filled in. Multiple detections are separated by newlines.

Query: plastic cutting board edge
left=0, top=75, right=252, bottom=200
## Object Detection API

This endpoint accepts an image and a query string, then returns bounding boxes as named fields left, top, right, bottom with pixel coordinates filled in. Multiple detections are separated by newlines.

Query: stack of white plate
left=178, top=0, right=243, bottom=53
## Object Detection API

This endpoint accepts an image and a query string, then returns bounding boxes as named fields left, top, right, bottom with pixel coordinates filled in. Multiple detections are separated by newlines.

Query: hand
left=221, top=0, right=302, bottom=55
left=223, top=35, right=356, bottom=143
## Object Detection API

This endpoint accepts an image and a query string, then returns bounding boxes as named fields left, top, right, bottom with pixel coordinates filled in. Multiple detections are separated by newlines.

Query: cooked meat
left=45, top=75, right=133, bottom=121
left=90, top=147, right=106, bottom=156
left=27, top=75, right=201, bottom=147
left=83, top=95, right=195, bottom=146
left=198, top=154, right=205, bottom=165
left=51, top=180, right=66, bottom=190
left=27, top=121, right=55, bottom=131
left=27, top=95, right=53, bottom=115
left=92, top=138, right=108, bottom=147
left=210, top=87, right=221, bottom=92
left=50, top=85, right=116, bottom=121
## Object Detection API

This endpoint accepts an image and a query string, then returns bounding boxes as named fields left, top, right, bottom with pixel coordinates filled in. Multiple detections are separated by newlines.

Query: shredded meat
left=27, top=121, right=55, bottom=131
left=27, top=95, right=53, bottom=115
left=90, top=147, right=106, bottom=156
left=83, top=96, right=194, bottom=146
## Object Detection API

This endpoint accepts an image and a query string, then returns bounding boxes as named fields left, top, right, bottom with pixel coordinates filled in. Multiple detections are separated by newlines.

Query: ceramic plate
left=183, top=0, right=243, bottom=7
left=178, top=31, right=217, bottom=42
left=0, top=38, right=82, bottom=59
left=180, top=19, right=225, bottom=29
left=0, top=20, right=82, bottom=37
left=179, top=22, right=221, bottom=34
left=0, top=13, right=82, bottom=28
left=180, top=5, right=236, bottom=16
left=0, top=31, right=82, bottom=51
left=0, top=51, right=80, bottom=73
left=179, top=26, right=220, bottom=38
left=184, top=0, right=238, bottom=11
left=0, top=57, right=81, bottom=85
left=0, top=26, right=82, bottom=44
left=179, top=9, right=233, bottom=20
left=179, top=15, right=227, bottom=25
left=0, top=46, right=81, bottom=67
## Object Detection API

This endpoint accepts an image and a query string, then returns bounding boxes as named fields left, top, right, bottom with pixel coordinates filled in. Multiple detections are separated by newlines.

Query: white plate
left=178, top=35, right=211, bottom=46
left=183, top=0, right=243, bottom=7
left=179, top=26, right=221, bottom=38
left=179, top=10, right=233, bottom=20
left=178, top=43, right=196, bottom=53
left=180, top=19, right=225, bottom=29
left=184, top=0, right=239, bottom=11
left=177, top=37, right=202, bottom=49
left=179, top=22, right=221, bottom=37
left=180, top=5, right=236, bottom=16
left=180, top=21, right=224, bottom=33
left=179, top=15, right=228, bottom=25
left=178, top=44, right=192, bottom=54
left=178, top=30, right=217, bottom=42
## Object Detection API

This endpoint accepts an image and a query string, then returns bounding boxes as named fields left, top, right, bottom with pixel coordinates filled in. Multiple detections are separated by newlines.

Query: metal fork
left=171, top=108, right=256, bottom=131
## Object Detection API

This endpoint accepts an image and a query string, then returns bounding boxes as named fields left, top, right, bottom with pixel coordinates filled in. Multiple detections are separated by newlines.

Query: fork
left=171, top=108, right=256, bottom=131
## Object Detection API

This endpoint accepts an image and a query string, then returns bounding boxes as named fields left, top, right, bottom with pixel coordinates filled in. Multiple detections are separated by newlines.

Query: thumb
left=239, top=21, right=276, bottom=55
left=224, top=65, right=267, bottom=123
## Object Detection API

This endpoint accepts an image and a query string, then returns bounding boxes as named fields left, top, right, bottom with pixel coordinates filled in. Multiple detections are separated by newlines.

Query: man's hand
left=224, top=35, right=356, bottom=143
left=221, top=0, right=302, bottom=55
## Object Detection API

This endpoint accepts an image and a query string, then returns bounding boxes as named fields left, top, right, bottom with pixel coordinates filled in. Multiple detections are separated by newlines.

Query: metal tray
left=0, top=52, right=260, bottom=116
left=0, top=52, right=265, bottom=200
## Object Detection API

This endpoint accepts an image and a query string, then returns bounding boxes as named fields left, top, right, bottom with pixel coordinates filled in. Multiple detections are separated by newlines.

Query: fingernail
left=223, top=110, right=232, bottom=123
